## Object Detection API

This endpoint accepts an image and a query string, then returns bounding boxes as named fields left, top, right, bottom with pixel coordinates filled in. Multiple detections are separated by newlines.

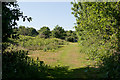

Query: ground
left=29, top=43, right=95, bottom=68
left=28, top=43, right=105, bottom=79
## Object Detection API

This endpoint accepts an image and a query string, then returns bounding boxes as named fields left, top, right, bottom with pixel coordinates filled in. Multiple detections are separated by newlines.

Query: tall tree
left=2, top=2, right=32, bottom=42
left=28, top=27, right=38, bottom=36
left=52, top=25, right=65, bottom=39
left=17, top=26, right=38, bottom=36
left=38, top=26, right=51, bottom=38
left=71, top=1, right=120, bottom=78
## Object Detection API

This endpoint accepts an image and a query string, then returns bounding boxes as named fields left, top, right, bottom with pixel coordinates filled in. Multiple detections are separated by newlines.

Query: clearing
left=28, top=43, right=104, bottom=78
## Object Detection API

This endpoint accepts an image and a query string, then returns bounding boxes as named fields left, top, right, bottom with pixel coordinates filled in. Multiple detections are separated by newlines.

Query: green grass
left=28, top=42, right=105, bottom=78
left=29, top=43, right=96, bottom=69
left=4, top=36, right=106, bottom=79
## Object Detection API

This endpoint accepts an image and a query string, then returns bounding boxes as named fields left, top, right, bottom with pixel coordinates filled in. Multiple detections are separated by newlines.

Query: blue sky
left=17, top=2, right=76, bottom=31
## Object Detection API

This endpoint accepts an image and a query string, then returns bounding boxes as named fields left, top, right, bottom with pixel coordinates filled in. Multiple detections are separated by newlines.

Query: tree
left=52, top=25, right=65, bottom=39
left=38, top=26, right=51, bottom=38
left=11, top=27, right=19, bottom=39
left=17, top=26, right=38, bottom=36
left=71, top=1, right=120, bottom=78
left=18, top=26, right=27, bottom=35
left=65, top=30, right=77, bottom=42
left=27, top=27, right=38, bottom=36
left=13, top=27, right=19, bottom=34
left=2, top=2, right=32, bottom=42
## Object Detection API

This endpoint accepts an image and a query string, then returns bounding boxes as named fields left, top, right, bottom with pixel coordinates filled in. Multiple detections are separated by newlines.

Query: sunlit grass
left=29, top=43, right=96, bottom=69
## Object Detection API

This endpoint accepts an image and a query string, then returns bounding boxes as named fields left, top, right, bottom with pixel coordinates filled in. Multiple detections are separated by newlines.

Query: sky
left=17, top=2, right=76, bottom=31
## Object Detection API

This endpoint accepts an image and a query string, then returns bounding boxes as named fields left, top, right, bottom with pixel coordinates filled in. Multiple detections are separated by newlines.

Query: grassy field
left=29, top=43, right=91, bottom=68
left=28, top=43, right=105, bottom=78
left=3, top=38, right=106, bottom=79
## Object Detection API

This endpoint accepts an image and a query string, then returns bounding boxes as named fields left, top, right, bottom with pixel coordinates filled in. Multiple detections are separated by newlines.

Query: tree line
left=12, top=25, right=78, bottom=42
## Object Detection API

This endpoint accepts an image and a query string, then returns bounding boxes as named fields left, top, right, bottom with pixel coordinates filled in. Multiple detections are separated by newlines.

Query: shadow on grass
left=57, top=45, right=65, bottom=48
left=3, top=50, right=108, bottom=79
left=2, top=39, right=18, bottom=51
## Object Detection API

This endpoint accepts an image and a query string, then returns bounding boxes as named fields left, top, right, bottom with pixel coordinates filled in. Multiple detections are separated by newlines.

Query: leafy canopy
left=71, top=1, right=120, bottom=78
left=2, top=2, right=32, bottom=42
left=38, top=26, right=51, bottom=38
left=52, top=25, right=65, bottom=39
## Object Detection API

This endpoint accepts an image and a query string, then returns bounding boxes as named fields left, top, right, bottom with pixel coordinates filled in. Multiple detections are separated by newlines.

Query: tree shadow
left=2, top=38, right=18, bottom=51
left=57, top=45, right=65, bottom=48
left=46, top=66, right=106, bottom=79
left=98, top=52, right=120, bottom=79
left=2, top=50, right=108, bottom=79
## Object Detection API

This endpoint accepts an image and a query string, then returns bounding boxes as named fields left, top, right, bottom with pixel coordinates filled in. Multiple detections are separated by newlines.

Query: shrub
left=17, top=35, right=68, bottom=51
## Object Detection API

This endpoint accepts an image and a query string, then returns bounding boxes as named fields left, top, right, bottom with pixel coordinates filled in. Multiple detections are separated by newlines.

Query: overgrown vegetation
left=13, top=25, right=78, bottom=42
left=17, top=35, right=68, bottom=51
left=2, top=2, right=32, bottom=42
left=3, top=49, right=104, bottom=79
left=2, top=1, right=120, bottom=79
left=71, top=1, right=120, bottom=79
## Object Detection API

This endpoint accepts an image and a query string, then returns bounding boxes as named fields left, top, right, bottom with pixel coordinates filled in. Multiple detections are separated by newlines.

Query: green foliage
left=2, top=50, right=49, bottom=79
left=52, top=25, right=66, bottom=39
left=3, top=49, right=104, bottom=79
left=17, top=35, right=67, bottom=51
left=12, top=25, right=77, bottom=42
left=27, top=27, right=39, bottom=36
left=65, top=30, right=78, bottom=42
left=71, top=1, right=120, bottom=79
left=2, top=2, right=32, bottom=42
left=38, top=26, right=51, bottom=38
left=17, top=26, right=38, bottom=36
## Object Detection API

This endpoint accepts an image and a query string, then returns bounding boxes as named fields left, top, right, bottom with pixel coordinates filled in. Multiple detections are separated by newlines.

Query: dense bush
left=65, top=30, right=77, bottom=42
left=17, top=35, right=68, bottom=51
left=2, top=49, right=78, bottom=79
left=71, top=1, right=120, bottom=79
left=2, top=50, right=51, bottom=79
